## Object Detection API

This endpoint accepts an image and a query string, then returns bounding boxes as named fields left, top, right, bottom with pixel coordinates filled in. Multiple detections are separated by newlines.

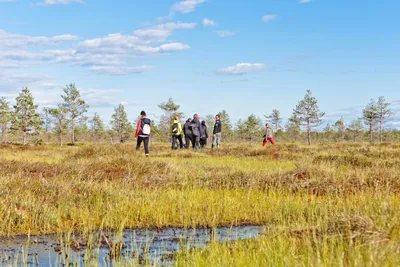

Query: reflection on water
left=0, top=225, right=264, bottom=266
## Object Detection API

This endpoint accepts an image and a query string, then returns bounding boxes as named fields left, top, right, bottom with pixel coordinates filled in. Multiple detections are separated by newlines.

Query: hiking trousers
left=263, top=137, right=275, bottom=146
left=200, top=137, right=208, bottom=149
left=136, top=136, right=150, bottom=154
left=172, top=135, right=184, bottom=149
left=213, top=132, right=222, bottom=147
left=192, top=135, right=200, bottom=150
left=184, top=134, right=192, bottom=148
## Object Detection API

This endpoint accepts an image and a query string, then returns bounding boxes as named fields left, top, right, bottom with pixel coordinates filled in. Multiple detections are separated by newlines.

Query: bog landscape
left=1, top=0, right=400, bottom=266
left=0, top=141, right=400, bottom=266
left=0, top=70, right=399, bottom=267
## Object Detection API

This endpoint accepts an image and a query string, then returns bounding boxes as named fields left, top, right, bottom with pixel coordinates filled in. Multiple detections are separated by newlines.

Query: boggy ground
left=0, top=142, right=400, bottom=266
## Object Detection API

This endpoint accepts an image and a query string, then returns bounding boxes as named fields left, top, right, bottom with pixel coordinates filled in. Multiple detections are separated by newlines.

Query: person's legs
left=184, top=135, right=190, bottom=148
left=262, top=138, right=267, bottom=147
left=136, top=137, right=143, bottom=150
left=191, top=136, right=197, bottom=149
left=268, top=138, right=275, bottom=145
left=177, top=135, right=184, bottom=149
left=212, top=134, right=217, bottom=148
left=216, top=133, right=221, bottom=148
left=171, top=136, right=177, bottom=150
left=194, top=136, right=199, bottom=150
left=143, top=137, right=150, bottom=155
left=200, top=138, right=205, bottom=149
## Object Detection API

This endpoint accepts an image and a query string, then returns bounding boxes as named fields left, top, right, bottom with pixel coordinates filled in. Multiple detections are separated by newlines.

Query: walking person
left=190, top=114, right=202, bottom=151
left=171, top=115, right=184, bottom=150
left=183, top=118, right=192, bottom=149
left=200, top=120, right=208, bottom=150
left=212, top=114, right=222, bottom=149
left=263, top=123, right=275, bottom=146
left=135, top=111, right=151, bottom=156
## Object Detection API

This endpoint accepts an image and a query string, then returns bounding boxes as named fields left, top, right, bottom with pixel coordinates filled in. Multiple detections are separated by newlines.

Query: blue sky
left=0, top=0, right=399, bottom=128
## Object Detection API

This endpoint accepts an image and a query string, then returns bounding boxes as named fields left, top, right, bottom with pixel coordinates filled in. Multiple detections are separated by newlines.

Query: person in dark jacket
left=212, top=114, right=222, bottom=149
left=200, top=120, right=208, bottom=149
left=183, top=118, right=192, bottom=149
left=190, top=114, right=202, bottom=151
left=135, top=111, right=151, bottom=156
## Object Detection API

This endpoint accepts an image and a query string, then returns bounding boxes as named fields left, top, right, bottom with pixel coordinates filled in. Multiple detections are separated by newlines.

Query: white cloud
left=76, top=22, right=195, bottom=56
left=216, top=31, right=236, bottom=37
left=0, top=70, right=54, bottom=96
left=157, top=42, right=190, bottom=52
left=217, top=63, right=266, bottom=75
left=134, top=22, right=196, bottom=42
left=262, top=14, right=277, bottom=22
left=77, top=35, right=190, bottom=55
left=0, top=30, right=78, bottom=48
left=299, top=0, right=312, bottom=3
left=1, top=49, right=124, bottom=67
left=171, top=0, right=206, bottom=14
left=0, top=17, right=194, bottom=76
left=203, top=18, right=216, bottom=27
left=89, top=65, right=153, bottom=75
left=38, top=0, right=84, bottom=5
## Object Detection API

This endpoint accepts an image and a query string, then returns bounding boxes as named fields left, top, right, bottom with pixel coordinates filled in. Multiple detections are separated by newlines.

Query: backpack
left=142, top=121, right=151, bottom=135
left=190, top=121, right=199, bottom=136
left=189, top=121, right=197, bottom=130
left=172, top=122, right=179, bottom=134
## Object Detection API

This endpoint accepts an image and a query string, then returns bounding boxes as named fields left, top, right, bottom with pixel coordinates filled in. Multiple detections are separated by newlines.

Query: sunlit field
left=0, top=142, right=399, bottom=266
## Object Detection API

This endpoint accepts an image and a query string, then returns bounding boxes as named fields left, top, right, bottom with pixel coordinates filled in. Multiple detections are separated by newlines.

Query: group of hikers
left=170, top=113, right=222, bottom=151
left=134, top=111, right=274, bottom=156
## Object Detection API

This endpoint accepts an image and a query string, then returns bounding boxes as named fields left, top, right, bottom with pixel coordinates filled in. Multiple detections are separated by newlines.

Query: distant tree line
left=0, top=86, right=397, bottom=145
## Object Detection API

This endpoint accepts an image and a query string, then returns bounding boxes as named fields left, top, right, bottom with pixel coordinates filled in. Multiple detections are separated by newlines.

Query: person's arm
left=179, top=123, right=183, bottom=135
left=199, top=122, right=203, bottom=137
left=135, top=120, right=142, bottom=138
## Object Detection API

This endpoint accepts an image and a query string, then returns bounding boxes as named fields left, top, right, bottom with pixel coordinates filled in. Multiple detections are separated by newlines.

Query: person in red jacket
left=135, top=111, right=151, bottom=156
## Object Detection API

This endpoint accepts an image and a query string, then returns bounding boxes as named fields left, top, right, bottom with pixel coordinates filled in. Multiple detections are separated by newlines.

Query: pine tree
left=286, top=112, right=302, bottom=141
left=323, top=123, right=334, bottom=142
left=349, top=118, right=364, bottom=142
left=218, top=110, right=234, bottom=141
left=89, top=113, right=105, bottom=142
left=205, top=114, right=215, bottom=129
left=376, top=96, right=392, bottom=143
left=158, top=97, right=183, bottom=141
left=48, top=106, right=69, bottom=146
left=12, top=88, right=42, bottom=145
left=242, top=114, right=263, bottom=142
left=363, top=99, right=379, bottom=143
left=235, top=119, right=246, bottom=141
left=61, top=84, right=89, bottom=145
left=0, top=97, right=11, bottom=144
left=110, top=104, right=131, bottom=143
left=293, top=90, right=325, bottom=145
left=74, top=123, right=90, bottom=142
left=265, top=109, right=282, bottom=132
left=334, top=117, right=346, bottom=142
left=42, top=107, right=53, bottom=143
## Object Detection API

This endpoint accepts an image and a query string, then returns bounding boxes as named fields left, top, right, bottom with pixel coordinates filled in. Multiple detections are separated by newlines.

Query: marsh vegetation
left=0, top=142, right=399, bottom=265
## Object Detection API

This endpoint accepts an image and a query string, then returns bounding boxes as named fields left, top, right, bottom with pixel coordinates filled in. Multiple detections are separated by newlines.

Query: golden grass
left=1, top=142, right=400, bottom=266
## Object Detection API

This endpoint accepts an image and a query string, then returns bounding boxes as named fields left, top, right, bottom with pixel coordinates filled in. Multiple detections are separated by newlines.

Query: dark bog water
left=0, top=225, right=264, bottom=266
